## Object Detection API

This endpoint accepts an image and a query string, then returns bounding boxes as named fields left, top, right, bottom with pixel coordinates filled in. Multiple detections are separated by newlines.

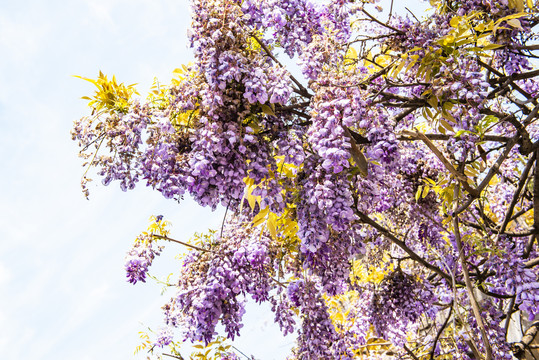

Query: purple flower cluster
left=270, top=290, right=296, bottom=336
left=296, top=165, right=357, bottom=254
left=154, top=326, right=173, bottom=348
left=219, top=354, right=240, bottom=360
left=124, top=234, right=163, bottom=284
left=163, top=222, right=273, bottom=343
left=486, top=237, right=539, bottom=320
left=241, top=0, right=324, bottom=57
left=71, top=103, right=150, bottom=193
left=287, top=279, right=352, bottom=359
left=369, top=270, right=437, bottom=347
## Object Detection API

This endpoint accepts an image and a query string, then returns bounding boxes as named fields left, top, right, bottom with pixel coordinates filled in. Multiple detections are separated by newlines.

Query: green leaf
left=350, top=144, right=368, bottom=177
left=427, top=96, right=438, bottom=109
left=425, top=107, right=434, bottom=120
left=440, top=118, right=455, bottom=133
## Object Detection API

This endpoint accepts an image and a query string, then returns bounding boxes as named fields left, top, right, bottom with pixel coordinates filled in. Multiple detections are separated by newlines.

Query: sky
left=0, top=0, right=292, bottom=359
left=0, top=1, right=428, bottom=359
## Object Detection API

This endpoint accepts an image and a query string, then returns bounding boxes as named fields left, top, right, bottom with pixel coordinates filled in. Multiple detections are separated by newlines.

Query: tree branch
left=513, top=322, right=539, bottom=359
left=453, top=191, right=493, bottom=360
left=355, top=210, right=452, bottom=282
left=430, top=303, right=453, bottom=360
left=401, top=130, right=479, bottom=197
left=362, top=9, right=405, bottom=34
left=251, top=34, right=312, bottom=99
left=152, top=234, right=218, bottom=254
left=500, top=152, right=536, bottom=233
left=475, top=135, right=519, bottom=195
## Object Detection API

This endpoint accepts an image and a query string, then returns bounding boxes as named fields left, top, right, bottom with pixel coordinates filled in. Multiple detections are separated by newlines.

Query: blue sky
left=0, top=1, right=429, bottom=359
left=0, top=0, right=293, bottom=359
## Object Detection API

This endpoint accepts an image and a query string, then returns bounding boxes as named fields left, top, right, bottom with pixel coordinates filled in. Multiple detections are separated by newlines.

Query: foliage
left=72, top=0, right=539, bottom=359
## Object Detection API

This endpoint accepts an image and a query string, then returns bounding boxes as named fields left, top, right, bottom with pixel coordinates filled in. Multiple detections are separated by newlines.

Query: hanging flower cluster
left=73, top=0, right=539, bottom=358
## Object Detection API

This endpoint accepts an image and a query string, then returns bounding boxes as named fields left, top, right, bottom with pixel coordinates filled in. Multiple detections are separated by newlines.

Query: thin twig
left=153, top=234, right=218, bottom=254
left=500, top=152, right=536, bottom=233
left=524, top=232, right=536, bottom=259
left=405, top=7, right=420, bottom=22
left=475, top=135, right=519, bottom=195
left=398, top=133, right=511, bottom=143
left=403, top=344, right=420, bottom=360
left=362, top=9, right=405, bottom=34
left=401, top=130, right=479, bottom=197
left=387, top=0, right=394, bottom=22
left=220, top=205, right=229, bottom=238
left=232, top=345, right=254, bottom=360
left=163, top=353, right=185, bottom=360
left=533, top=152, right=539, bottom=249
left=430, top=303, right=453, bottom=360
left=453, top=185, right=493, bottom=360
left=504, top=295, right=517, bottom=338
left=251, top=35, right=311, bottom=99
left=355, top=210, right=452, bottom=282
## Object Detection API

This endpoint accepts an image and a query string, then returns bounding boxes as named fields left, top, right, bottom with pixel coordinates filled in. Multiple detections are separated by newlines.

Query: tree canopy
left=72, top=0, right=539, bottom=359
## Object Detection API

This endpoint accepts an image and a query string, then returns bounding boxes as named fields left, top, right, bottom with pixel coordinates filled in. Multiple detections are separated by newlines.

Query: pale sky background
left=0, top=1, right=427, bottom=359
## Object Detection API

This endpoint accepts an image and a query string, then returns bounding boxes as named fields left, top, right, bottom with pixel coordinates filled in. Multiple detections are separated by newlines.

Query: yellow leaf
left=450, top=16, right=461, bottom=28
left=422, top=185, right=430, bottom=198
left=474, top=23, right=486, bottom=32
left=344, top=46, right=358, bottom=68
left=332, top=311, right=344, bottom=323
left=392, top=59, right=406, bottom=77
left=404, top=60, right=417, bottom=75
left=496, top=11, right=528, bottom=24
left=464, top=166, right=479, bottom=177
left=268, top=212, right=278, bottom=239
left=507, top=18, right=523, bottom=29
left=245, top=185, right=257, bottom=210
left=489, top=175, right=500, bottom=186
left=438, top=123, right=446, bottom=135
left=442, top=108, right=457, bottom=123
left=442, top=35, right=455, bottom=46
left=252, top=207, right=269, bottom=227
left=376, top=54, right=392, bottom=67
left=350, top=143, right=368, bottom=177
left=483, top=43, right=504, bottom=50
